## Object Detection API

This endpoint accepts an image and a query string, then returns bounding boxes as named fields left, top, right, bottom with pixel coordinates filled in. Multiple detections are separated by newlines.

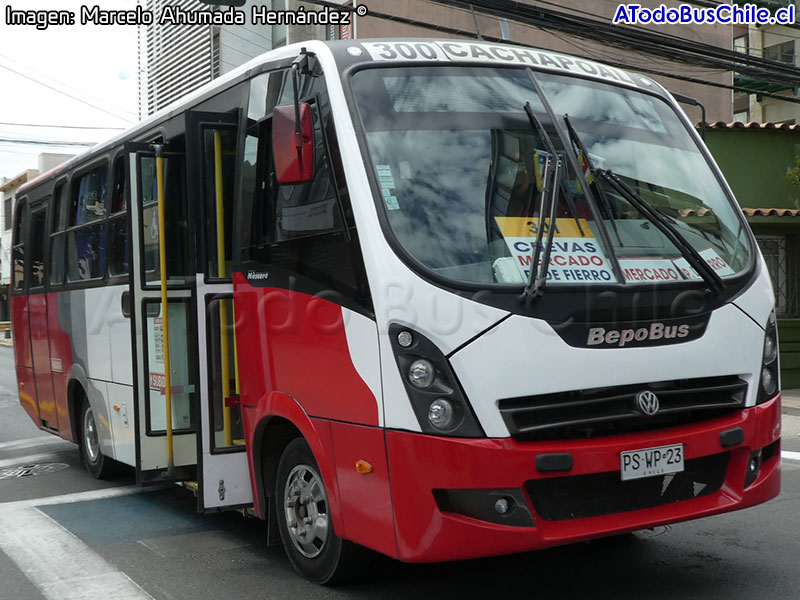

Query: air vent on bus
left=498, top=376, right=747, bottom=441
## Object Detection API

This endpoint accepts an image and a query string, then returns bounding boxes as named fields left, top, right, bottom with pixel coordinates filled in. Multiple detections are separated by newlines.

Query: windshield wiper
left=521, top=102, right=561, bottom=303
left=563, top=116, right=725, bottom=296
left=562, top=115, right=623, bottom=247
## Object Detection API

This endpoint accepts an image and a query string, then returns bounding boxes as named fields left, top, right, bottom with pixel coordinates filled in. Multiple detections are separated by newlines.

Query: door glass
left=145, top=300, right=195, bottom=433
left=140, top=154, right=191, bottom=286
left=203, top=128, right=237, bottom=279
left=29, top=210, right=47, bottom=289
left=13, top=202, right=28, bottom=292
left=207, top=296, right=243, bottom=450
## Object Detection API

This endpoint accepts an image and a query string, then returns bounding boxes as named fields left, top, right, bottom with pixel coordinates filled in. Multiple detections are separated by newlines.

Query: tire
left=275, top=438, right=361, bottom=585
left=80, top=397, right=116, bottom=479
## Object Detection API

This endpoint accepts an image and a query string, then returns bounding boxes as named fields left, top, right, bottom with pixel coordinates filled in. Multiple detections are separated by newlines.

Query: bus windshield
left=350, top=65, right=751, bottom=287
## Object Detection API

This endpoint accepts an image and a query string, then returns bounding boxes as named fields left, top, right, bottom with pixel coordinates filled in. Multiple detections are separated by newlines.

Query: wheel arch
left=67, top=376, right=88, bottom=446
left=249, top=392, right=344, bottom=536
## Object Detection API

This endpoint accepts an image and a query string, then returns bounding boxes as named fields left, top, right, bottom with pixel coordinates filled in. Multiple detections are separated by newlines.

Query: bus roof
left=17, top=38, right=659, bottom=196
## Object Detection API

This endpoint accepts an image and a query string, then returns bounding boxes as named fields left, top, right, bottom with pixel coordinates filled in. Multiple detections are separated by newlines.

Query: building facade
left=138, top=0, right=343, bottom=117
left=704, top=122, right=800, bottom=386
left=733, top=1, right=799, bottom=124
left=139, top=0, right=736, bottom=122
left=357, top=0, right=735, bottom=123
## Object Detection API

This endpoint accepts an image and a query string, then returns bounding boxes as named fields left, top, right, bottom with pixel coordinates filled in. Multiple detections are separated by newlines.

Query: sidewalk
left=781, top=388, right=800, bottom=410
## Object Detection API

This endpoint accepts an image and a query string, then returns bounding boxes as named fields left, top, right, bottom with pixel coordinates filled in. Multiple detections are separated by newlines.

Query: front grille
left=526, top=452, right=729, bottom=521
left=498, top=376, right=747, bottom=441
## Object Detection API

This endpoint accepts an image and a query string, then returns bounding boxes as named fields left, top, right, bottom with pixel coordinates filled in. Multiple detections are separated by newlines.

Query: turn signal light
left=355, top=460, right=373, bottom=474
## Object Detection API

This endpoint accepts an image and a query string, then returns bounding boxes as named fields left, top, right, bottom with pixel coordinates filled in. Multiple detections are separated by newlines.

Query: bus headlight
left=757, top=311, right=779, bottom=404
left=389, top=324, right=484, bottom=438
left=409, top=359, right=435, bottom=389
left=761, top=367, right=777, bottom=396
left=763, top=334, right=777, bottom=365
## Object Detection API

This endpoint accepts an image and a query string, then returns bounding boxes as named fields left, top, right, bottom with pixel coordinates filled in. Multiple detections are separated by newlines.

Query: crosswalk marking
left=0, top=485, right=158, bottom=509
left=0, top=436, right=68, bottom=451
left=782, top=451, right=800, bottom=462
left=0, top=506, right=155, bottom=600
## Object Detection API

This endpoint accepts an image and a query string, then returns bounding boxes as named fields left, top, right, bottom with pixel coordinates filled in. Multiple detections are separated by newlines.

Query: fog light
left=397, top=330, right=413, bottom=348
left=428, top=399, right=454, bottom=429
left=494, top=497, right=511, bottom=515
left=745, top=449, right=763, bottom=488
left=761, top=367, right=777, bottom=396
left=409, top=359, right=435, bottom=388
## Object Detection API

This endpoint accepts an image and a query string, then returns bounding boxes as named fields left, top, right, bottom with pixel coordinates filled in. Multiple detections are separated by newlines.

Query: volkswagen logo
left=636, top=390, right=660, bottom=416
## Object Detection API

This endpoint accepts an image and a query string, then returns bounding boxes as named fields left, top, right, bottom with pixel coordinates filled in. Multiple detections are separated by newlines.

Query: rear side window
left=51, top=183, right=68, bottom=285
left=29, top=209, right=47, bottom=289
left=71, top=166, right=108, bottom=226
left=67, top=165, right=108, bottom=281
left=12, top=201, right=28, bottom=293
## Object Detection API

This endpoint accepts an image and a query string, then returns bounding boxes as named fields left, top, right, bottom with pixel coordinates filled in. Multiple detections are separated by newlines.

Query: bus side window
left=67, top=165, right=108, bottom=282
left=141, top=145, right=191, bottom=285
left=241, top=69, right=371, bottom=309
left=12, top=200, right=28, bottom=293
left=29, top=208, right=47, bottom=289
left=108, top=156, right=129, bottom=277
left=50, top=183, right=67, bottom=285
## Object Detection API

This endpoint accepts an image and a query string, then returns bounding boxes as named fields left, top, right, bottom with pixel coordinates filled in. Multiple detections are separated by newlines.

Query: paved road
left=1, top=344, right=800, bottom=599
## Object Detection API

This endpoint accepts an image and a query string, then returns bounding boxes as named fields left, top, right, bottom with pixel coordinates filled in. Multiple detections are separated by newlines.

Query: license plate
left=620, top=443, right=684, bottom=481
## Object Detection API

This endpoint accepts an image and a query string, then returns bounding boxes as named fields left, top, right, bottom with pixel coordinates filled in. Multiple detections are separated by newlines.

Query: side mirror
left=272, top=103, right=314, bottom=184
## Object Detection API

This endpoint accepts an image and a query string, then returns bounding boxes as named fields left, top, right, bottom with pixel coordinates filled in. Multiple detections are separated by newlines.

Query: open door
left=126, top=141, right=197, bottom=483
left=186, top=110, right=253, bottom=511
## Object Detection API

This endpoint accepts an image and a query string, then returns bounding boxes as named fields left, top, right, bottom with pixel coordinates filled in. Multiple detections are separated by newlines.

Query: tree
left=787, top=155, right=800, bottom=187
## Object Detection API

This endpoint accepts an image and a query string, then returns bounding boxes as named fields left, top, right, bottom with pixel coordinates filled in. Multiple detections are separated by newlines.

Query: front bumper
left=386, top=393, right=781, bottom=562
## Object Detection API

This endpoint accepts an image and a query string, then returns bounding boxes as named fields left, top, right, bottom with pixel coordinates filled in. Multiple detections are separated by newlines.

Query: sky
left=0, top=0, right=140, bottom=179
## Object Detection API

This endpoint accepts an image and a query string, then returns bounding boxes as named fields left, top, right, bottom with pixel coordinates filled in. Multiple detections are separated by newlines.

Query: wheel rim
left=83, top=406, right=100, bottom=464
left=283, top=464, right=329, bottom=558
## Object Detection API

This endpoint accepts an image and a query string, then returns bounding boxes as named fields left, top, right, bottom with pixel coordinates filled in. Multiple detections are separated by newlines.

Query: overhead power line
left=427, top=0, right=800, bottom=87
left=0, top=121, right=125, bottom=131
left=0, top=62, right=136, bottom=124
left=298, top=0, right=800, bottom=104
left=0, top=138, right=97, bottom=147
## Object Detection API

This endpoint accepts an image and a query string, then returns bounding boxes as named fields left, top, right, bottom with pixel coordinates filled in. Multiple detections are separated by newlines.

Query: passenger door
left=126, top=141, right=197, bottom=482
left=186, top=110, right=253, bottom=510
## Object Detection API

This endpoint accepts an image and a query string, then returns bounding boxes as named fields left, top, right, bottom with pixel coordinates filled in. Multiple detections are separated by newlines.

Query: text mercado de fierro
left=4, top=4, right=354, bottom=30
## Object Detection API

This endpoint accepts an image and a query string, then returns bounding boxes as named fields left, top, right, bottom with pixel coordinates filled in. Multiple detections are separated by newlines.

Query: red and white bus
left=11, top=39, right=780, bottom=583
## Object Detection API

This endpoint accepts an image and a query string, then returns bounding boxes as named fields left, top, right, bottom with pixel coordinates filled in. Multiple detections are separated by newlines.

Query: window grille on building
left=757, top=235, right=797, bottom=317
left=763, top=41, right=795, bottom=65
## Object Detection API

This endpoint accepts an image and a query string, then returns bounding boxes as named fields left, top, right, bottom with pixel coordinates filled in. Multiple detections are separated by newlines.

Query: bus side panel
left=28, top=294, right=57, bottom=428
left=11, top=295, right=38, bottom=426
left=15, top=366, right=38, bottom=426
left=11, top=295, right=32, bottom=369
left=47, top=292, right=75, bottom=441
left=330, top=421, right=397, bottom=558
left=233, top=276, right=380, bottom=426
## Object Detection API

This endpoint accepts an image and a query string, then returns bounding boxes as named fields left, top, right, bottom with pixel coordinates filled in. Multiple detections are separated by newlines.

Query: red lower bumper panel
left=385, top=394, right=781, bottom=562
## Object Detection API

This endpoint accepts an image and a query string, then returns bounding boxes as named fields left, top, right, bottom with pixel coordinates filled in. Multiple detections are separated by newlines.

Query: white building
left=138, top=0, right=342, bottom=117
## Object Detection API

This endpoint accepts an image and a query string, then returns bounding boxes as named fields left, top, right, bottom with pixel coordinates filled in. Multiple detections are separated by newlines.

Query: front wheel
left=80, top=397, right=116, bottom=479
left=275, top=438, right=361, bottom=584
